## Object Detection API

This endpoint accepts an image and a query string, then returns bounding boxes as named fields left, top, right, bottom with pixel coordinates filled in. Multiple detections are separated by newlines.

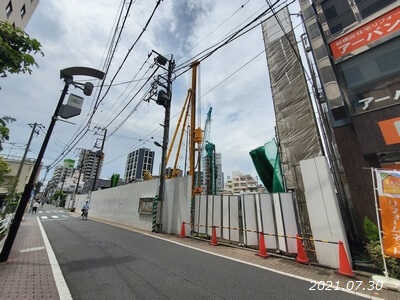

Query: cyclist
left=81, top=201, right=90, bottom=220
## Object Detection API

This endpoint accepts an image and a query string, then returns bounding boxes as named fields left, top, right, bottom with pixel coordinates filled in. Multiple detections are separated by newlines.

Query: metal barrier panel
left=242, top=194, right=259, bottom=247
left=273, top=193, right=298, bottom=253
left=222, top=195, right=240, bottom=243
left=258, top=194, right=278, bottom=250
left=212, top=195, right=223, bottom=238
left=300, top=156, right=350, bottom=268
left=194, top=194, right=207, bottom=235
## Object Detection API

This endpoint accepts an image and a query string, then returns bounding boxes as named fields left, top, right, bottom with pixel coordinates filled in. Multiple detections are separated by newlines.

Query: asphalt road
left=39, top=210, right=364, bottom=300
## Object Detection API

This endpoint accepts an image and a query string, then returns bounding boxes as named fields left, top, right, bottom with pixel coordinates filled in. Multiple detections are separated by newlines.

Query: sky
left=1, top=0, right=303, bottom=184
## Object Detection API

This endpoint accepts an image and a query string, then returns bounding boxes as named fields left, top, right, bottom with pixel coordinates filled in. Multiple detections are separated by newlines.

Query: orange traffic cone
left=337, top=241, right=355, bottom=277
left=296, top=235, right=310, bottom=264
left=209, top=226, right=218, bottom=246
left=256, top=232, right=269, bottom=258
left=179, top=222, right=186, bottom=238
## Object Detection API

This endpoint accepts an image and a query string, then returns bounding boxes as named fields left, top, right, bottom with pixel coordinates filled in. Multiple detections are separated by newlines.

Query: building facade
left=50, top=159, right=75, bottom=186
left=0, top=0, right=39, bottom=29
left=224, top=171, right=258, bottom=194
left=124, top=148, right=155, bottom=182
left=215, top=153, right=224, bottom=193
left=78, top=149, right=102, bottom=183
left=299, top=0, right=400, bottom=239
left=0, top=157, right=37, bottom=199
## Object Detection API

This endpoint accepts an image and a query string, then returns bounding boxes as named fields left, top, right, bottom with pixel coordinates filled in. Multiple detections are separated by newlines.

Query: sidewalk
left=0, top=212, right=61, bottom=300
left=1, top=210, right=400, bottom=300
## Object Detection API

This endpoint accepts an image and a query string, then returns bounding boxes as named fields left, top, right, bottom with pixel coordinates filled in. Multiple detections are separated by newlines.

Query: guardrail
left=0, top=214, right=14, bottom=235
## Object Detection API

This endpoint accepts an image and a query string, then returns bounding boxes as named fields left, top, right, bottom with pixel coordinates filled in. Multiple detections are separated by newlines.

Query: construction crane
left=164, top=61, right=203, bottom=195
left=143, top=170, right=155, bottom=180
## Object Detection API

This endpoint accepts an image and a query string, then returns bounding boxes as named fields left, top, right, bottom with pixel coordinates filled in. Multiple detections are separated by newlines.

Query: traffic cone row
left=201, top=227, right=355, bottom=277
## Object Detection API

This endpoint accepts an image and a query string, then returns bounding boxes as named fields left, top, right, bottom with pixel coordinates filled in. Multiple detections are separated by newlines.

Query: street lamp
left=0, top=67, right=105, bottom=262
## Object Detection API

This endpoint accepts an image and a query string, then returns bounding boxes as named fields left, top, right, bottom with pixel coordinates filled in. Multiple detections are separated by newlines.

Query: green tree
left=0, top=156, right=11, bottom=184
left=0, top=116, right=16, bottom=152
left=0, top=21, right=44, bottom=75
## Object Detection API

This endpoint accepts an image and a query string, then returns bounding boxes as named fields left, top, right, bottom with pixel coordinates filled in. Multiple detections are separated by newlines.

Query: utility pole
left=7, top=123, right=42, bottom=209
left=91, top=128, right=107, bottom=194
left=151, top=52, right=175, bottom=233
left=71, top=149, right=86, bottom=207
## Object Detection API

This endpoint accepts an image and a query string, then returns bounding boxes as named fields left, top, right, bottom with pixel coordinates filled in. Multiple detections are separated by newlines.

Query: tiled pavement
left=2, top=210, right=400, bottom=300
left=0, top=213, right=61, bottom=299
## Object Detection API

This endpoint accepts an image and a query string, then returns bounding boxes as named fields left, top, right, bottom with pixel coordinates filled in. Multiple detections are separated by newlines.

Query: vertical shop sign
left=375, top=169, right=400, bottom=257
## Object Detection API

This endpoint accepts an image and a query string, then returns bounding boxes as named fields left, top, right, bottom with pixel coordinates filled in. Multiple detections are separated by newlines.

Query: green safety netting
left=249, top=139, right=284, bottom=193
left=110, top=173, right=120, bottom=187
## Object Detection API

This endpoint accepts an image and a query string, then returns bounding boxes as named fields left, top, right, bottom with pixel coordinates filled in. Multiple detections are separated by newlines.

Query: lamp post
left=0, top=67, right=104, bottom=262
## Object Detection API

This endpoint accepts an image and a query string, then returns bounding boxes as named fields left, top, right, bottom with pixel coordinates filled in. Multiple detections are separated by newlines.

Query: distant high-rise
left=201, top=151, right=223, bottom=194
left=50, top=159, right=75, bottom=188
left=78, top=149, right=102, bottom=183
left=0, top=0, right=39, bottom=29
left=124, top=148, right=154, bottom=182
left=215, top=153, right=223, bottom=193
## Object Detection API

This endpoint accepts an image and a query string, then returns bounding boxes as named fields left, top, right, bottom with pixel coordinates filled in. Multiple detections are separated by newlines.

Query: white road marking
left=41, top=216, right=49, bottom=219
left=20, top=246, right=45, bottom=252
left=37, top=217, right=72, bottom=300
left=51, top=216, right=59, bottom=219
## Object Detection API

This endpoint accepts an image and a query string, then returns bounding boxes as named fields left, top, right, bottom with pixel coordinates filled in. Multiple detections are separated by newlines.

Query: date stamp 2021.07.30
left=309, top=280, right=383, bottom=291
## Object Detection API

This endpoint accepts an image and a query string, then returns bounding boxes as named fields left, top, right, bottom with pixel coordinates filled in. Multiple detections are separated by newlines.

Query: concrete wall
left=75, top=176, right=191, bottom=234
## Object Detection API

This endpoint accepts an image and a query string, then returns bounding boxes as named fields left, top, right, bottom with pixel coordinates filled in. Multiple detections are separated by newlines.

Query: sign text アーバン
left=330, top=7, right=400, bottom=59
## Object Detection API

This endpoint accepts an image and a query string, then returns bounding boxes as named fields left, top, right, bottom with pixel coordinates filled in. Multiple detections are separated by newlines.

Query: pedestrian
left=32, top=201, right=39, bottom=214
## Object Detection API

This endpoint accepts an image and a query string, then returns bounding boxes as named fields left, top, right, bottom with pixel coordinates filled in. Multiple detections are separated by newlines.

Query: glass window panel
left=321, top=0, right=356, bottom=35
left=355, top=0, right=397, bottom=19
left=337, top=37, right=400, bottom=114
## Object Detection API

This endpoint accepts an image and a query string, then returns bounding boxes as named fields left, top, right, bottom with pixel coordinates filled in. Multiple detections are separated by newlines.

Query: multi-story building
left=224, top=171, right=258, bottom=194
left=78, top=149, right=102, bottom=183
left=0, top=0, right=39, bottom=29
left=124, top=148, right=155, bottom=182
left=51, top=159, right=75, bottom=186
left=201, top=152, right=224, bottom=194
left=299, top=0, right=400, bottom=240
left=0, top=157, right=38, bottom=202
left=215, top=153, right=224, bottom=193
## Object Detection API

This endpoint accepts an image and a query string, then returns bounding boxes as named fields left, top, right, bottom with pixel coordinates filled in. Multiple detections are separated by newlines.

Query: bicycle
left=81, top=209, right=88, bottom=220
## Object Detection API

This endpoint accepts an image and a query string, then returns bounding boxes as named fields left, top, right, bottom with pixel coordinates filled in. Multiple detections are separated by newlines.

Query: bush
left=59, top=199, right=66, bottom=208
left=364, top=216, right=400, bottom=278
left=4, top=201, right=18, bottom=214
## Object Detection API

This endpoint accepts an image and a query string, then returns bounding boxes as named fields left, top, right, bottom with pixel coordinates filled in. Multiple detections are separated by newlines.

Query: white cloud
left=1, top=0, right=301, bottom=183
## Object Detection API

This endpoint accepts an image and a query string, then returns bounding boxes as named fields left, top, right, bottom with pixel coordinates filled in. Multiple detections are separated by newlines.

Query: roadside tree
left=0, top=21, right=44, bottom=76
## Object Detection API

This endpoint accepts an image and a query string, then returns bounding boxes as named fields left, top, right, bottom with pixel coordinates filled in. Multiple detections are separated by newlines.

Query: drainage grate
left=90, top=240, right=111, bottom=246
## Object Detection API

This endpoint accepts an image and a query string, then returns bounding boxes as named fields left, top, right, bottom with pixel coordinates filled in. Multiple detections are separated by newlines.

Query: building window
left=20, top=4, right=26, bottom=18
left=321, top=0, right=356, bottom=35
left=354, top=0, right=397, bottom=19
left=6, top=1, right=13, bottom=17
left=338, top=37, right=400, bottom=115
